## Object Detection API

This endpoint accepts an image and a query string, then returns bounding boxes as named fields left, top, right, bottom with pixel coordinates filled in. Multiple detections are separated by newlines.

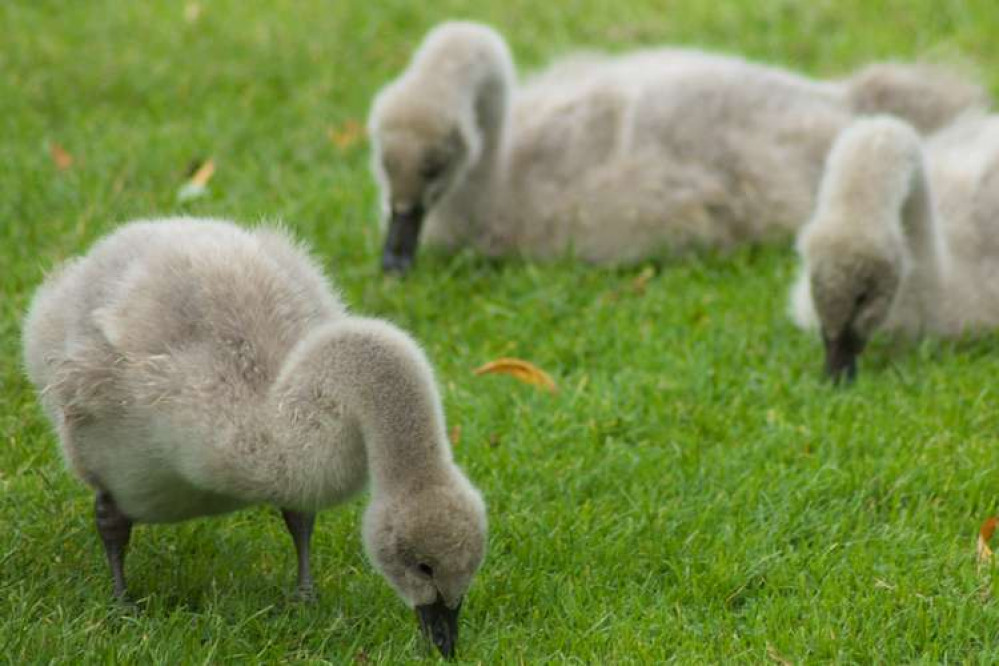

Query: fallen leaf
left=631, top=265, right=656, bottom=294
left=488, top=433, right=501, bottom=448
left=50, top=142, right=73, bottom=170
left=328, top=120, right=365, bottom=150
left=978, top=516, right=997, bottom=565
left=189, top=159, right=215, bottom=187
left=183, top=2, right=202, bottom=22
left=177, top=158, right=215, bottom=202
left=449, top=425, right=461, bottom=446
left=766, top=643, right=793, bottom=666
left=600, top=266, right=657, bottom=303
left=473, top=357, right=557, bottom=393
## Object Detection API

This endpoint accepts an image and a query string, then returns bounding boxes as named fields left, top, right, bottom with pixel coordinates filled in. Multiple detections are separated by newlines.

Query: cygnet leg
left=95, top=491, right=133, bottom=603
left=281, top=509, right=317, bottom=601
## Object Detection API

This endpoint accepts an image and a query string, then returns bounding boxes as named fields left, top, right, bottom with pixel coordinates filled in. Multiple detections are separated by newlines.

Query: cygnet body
left=370, top=21, right=987, bottom=273
left=791, top=113, right=999, bottom=380
left=22, top=218, right=486, bottom=658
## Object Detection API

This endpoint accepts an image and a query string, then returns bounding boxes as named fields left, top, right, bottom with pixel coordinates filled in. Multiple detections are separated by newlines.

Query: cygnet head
left=370, top=93, right=476, bottom=275
left=363, top=473, right=487, bottom=659
left=802, top=238, right=903, bottom=383
left=798, top=116, right=923, bottom=383
left=370, top=22, right=510, bottom=275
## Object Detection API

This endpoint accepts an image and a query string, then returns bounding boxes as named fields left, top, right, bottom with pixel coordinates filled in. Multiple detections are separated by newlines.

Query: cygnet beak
left=416, top=593, right=461, bottom=660
left=823, top=328, right=865, bottom=384
left=382, top=204, right=425, bottom=275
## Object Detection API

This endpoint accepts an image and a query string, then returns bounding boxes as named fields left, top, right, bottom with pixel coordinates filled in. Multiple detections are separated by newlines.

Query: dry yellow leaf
left=978, top=516, right=997, bottom=565
left=766, top=643, right=793, bottom=666
left=631, top=265, right=656, bottom=294
left=50, top=143, right=73, bottom=170
left=177, top=159, right=216, bottom=202
left=189, top=159, right=216, bottom=187
left=328, top=120, right=365, bottom=150
left=184, top=2, right=202, bottom=22
left=449, top=425, right=462, bottom=447
left=473, top=357, right=557, bottom=393
left=601, top=265, right=657, bottom=303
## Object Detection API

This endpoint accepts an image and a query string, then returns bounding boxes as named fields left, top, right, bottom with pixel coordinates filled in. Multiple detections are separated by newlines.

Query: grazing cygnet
left=22, top=218, right=486, bottom=658
left=791, top=113, right=999, bottom=381
left=369, top=21, right=987, bottom=274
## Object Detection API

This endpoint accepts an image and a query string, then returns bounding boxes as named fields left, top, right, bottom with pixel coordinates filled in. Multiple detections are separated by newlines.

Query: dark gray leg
left=281, top=509, right=317, bottom=601
left=95, top=491, right=133, bottom=603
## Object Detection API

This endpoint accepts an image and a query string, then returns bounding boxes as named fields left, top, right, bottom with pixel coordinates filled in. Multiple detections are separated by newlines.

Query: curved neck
left=419, top=26, right=513, bottom=161
left=469, top=61, right=511, bottom=165
left=898, top=159, right=948, bottom=318
left=270, top=319, right=452, bottom=496
left=419, top=28, right=514, bottom=239
left=445, top=72, right=511, bottom=244
left=818, top=121, right=948, bottom=321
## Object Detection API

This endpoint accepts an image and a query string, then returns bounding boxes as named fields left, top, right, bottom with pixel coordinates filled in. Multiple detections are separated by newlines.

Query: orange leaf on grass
left=978, top=516, right=997, bottom=565
left=50, top=143, right=73, bottom=170
left=766, top=643, right=793, bottom=666
left=184, top=2, right=202, bottom=22
left=601, top=265, right=656, bottom=302
left=328, top=120, right=365, bottom=150
left=473, top=357, right=557, bottom=393
left=177, top=158, right=216, bottom=202
left=631, top=265, right=656, bottom=295
left=189, top=159, right=216, bottom=187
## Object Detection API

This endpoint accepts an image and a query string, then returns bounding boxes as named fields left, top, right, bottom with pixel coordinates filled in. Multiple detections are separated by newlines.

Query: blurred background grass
left=2, top=0, right=999, bottom=662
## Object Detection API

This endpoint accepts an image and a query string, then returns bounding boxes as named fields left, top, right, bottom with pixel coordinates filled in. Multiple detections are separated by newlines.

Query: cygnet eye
left=380, top=151, right=395, bottom=173
left=417, top=563, right=434, bottom=578
left=420, top=157, right=447, bottom=181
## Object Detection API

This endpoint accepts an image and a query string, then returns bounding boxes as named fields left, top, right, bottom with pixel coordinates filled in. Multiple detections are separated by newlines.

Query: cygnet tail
left=846, top=62, right=989, bottom=134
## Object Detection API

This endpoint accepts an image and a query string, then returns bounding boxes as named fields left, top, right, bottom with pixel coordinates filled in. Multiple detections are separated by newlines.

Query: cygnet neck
left=899, top=157, right=949, bottom=323
left=272, top=319, right=452, bottom=496
left=419, top=28, right=514, bottom=239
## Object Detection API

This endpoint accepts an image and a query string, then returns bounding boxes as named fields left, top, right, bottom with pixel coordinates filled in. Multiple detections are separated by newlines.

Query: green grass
left=3, top=0, right=999, bottom=662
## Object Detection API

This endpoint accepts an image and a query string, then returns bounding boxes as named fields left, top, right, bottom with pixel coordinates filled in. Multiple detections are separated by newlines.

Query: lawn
left=3, top=0, right=999, bottom=662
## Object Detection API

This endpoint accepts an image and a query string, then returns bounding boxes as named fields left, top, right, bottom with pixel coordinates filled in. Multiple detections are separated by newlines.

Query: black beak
left=823, top=328, right=866, bottom=384
left=382, top=206, right=425, bottom=275
left=416, top=594, right=461, bottom=660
